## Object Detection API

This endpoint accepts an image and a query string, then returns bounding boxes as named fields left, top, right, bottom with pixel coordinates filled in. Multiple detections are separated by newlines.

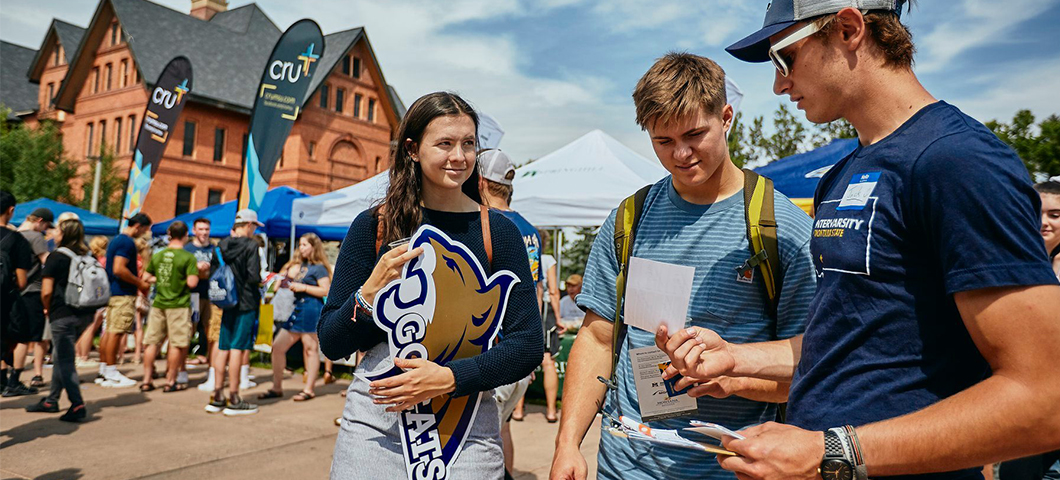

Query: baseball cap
left=477, top=149, right=516, bottom=186
left=234, top=208, right=265, bottom=227
left=726, top=0, right=905, bottom=63
left=29, top=207, right=55, bottom=227
left=56, top=211, right=80, bottom=226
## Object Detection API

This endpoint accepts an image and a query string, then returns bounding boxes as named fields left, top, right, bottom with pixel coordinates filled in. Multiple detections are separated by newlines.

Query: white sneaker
left=94, top=375, right=107, bottom=385
left=240, top=380, right=256, bottom=390
left=76, top=358, right=100, bottom=368
left=102, top=374, right=137, bottom=388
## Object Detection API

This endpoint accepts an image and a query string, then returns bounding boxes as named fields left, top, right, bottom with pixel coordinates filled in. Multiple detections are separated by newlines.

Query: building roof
left=1, top=41, right=40, bottom=120
left=45, top=0, right=403, bottom=120
left=52, top=20, right=86, bottom=63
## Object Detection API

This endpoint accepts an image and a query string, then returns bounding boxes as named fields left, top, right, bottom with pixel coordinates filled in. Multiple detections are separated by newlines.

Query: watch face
left=820, top=459, right=853, bottom=480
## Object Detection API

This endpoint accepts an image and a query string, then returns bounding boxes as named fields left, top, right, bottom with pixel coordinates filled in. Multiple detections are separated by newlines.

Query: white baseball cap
left=478, top=149, right=516, bottom=186
left=234, top=208, right=265, bottom=227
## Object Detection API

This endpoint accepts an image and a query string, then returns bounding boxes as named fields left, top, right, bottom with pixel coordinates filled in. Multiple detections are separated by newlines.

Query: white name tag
left=630, top=345, right=698, bottom=422
left=837, top=172, right=880, bottom=211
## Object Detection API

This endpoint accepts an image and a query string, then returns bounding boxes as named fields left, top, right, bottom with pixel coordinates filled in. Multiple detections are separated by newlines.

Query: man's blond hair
left=632, top=52, right=727, bottom=131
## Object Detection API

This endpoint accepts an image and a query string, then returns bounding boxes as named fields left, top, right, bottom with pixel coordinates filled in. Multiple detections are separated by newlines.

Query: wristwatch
left=820, top=429, right=853, bottom=480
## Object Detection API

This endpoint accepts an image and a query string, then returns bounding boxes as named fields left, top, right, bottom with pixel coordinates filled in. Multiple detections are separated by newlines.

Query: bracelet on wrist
left=355, top=287, right=373, bottom=314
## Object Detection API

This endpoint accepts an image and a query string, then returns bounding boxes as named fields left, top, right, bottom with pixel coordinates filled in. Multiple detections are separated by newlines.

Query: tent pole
left=554, top=228, right=562, bottom=288
left=289, top=222, right=296, bottom=262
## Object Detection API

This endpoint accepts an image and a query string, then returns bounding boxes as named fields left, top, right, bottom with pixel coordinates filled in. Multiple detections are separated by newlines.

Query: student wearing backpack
left=140, top=221, right=199, bottom=393
left=1, top=191, right=35, bottom=394
left=24, top=217, right=98, bottom=422
left=550, top=53, right=817, bottom=480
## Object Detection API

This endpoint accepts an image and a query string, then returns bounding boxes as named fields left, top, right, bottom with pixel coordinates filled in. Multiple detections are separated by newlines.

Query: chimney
left=190, top=0, right=227, bottom=21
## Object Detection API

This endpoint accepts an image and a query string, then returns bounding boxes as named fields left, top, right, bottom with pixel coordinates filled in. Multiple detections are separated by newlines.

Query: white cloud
left=914, top=0, right=1055, bottom=73
left=951, top=58, right=1060, bottom=125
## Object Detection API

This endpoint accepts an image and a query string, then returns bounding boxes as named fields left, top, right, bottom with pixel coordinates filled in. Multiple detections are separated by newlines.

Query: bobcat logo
left=366, top=225, right=519, bottom=480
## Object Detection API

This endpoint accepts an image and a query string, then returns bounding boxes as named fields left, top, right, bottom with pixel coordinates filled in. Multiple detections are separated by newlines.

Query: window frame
left=175, top=185, right=193, bottom=216
left=183, top=120, right=196, bottom=157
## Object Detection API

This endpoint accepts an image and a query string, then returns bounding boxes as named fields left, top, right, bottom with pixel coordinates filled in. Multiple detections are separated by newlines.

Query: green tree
left=559, top=227, right=597, bottom=278
left=79, top=145, right=125, bottom=218
left=727, top=111, right=752, bottom=168
left=754, top=103, right=807, bottom=162
left=812, top=119, right=858, bottom=147
left=987, top=110, right=1060, bottom=178
left=0, top=106, right=78, bottom=203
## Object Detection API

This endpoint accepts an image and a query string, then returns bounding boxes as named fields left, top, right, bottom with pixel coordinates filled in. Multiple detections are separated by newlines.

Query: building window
left=207, top=189, right=223, bottom=206
left=114, top=117, right=122, bottom=153
left=47, top=83, right=55, bottom=106
left=353, top=57, right=361, bottom=78
left=111, top=23, right=119, bottom=46
left=375, top=156, right=383, bottom=172
left=53, top=46, right=61, bottom=66
left=308, top=141, right=315, bottom=159
left=341, top=55, right=350, bottom=75
left=134, top=66, right=140, bottom=84
left=335, top=88, right=344, bottom=113
left=86, top=123, right=94, bottom=156
left=353, top=93, right=362, bottom=118
left=183, top=121, right=196, bottom=157
left=99, top=120, right=107, bottom=150
left=368, top=98, right=376, bottom=123
left=120, top=60, right=128, bottom=88
left=92, top=67, right=100, bottom=93
left=213, top=127, right=225, bottom=162
left=319, top=85, right=328, bottom=109
left=128, top=115, right=137, bottom=152
left=175, top=186, right=192, bottom=215
left=105, top=63, right=113, bottom=90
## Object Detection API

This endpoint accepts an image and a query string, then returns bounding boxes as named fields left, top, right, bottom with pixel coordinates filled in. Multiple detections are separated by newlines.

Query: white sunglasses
left=768, top=16, right=836, bottom=77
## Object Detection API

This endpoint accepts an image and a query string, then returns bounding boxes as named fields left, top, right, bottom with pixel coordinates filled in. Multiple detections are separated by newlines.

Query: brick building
left=1, top=0, right=405, bottom=221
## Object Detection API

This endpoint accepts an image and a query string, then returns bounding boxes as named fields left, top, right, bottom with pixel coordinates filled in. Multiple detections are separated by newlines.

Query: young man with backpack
left=7, top=207, right=54, bottom=395
left=185, top=217, right=222, bottom=391
left=1, top=191, right=35, bottom=394
left=205, top=209, right=262, bottom=416
left=140, top=221, right=199, bottom=392
left=650, top=2, right=1060, bottom=479
left=98, top=213, right=153, bottom=388
left=25, top=215, right=107, bottom=422
left=550, top=53, right=817, bottom=480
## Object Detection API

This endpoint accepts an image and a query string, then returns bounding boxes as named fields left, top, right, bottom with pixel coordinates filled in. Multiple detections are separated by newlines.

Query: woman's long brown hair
left=375, top=92, right=481, bottom=245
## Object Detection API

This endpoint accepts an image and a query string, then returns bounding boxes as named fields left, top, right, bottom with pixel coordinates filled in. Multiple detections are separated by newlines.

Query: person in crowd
left=98, top=213, right=152, bottom=388
left=998, top=180, right=1060, bottom=480
left=205, top=209, right=263, bottom=416
left=512, top=228, right=562, bottom=423
left=558, top=273, right=585, bottom=330
left=258, top=233, right=332, bottom=402
left=550, top=52, right=817, bottom=480
left=4, top=207, right=53, bottom=396
left=140, top=221, right=199, bottom=392
left=75, top=236, right=109, bottom=368
left=24, top=216, right=97, bottom=422
left=184, top=218, right=225, bottom=393
left=477, top=148, right=544, bottom=477
left=1, top=191, right=34, bottom=394
left=650, top=3, right=1060, bottom=479
left=318, top=91, right=543, bottom=478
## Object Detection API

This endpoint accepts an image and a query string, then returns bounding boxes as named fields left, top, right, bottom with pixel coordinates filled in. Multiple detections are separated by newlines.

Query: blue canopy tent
left=150, top=186, right=343, bottom=240
left=754, top=138, right=859, bottom=215
left=12, top=198, right=119, bottom=236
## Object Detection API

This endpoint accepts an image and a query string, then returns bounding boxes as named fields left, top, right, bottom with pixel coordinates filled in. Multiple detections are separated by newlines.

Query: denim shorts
left=279, top=297, right=322, bottom=334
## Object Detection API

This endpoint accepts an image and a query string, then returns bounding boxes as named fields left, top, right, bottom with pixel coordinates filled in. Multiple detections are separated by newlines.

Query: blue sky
left=3, top=0, right=1059, bottom=164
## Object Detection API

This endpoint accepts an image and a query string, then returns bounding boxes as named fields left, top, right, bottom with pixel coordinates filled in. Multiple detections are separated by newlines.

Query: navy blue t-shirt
left=106, top=234, right=139, bottom=297
left=184, top=242, right=215, bottom=295
left=498, top=210, right=543, bottom=286
left=789, top=102, right=1058, bottom=480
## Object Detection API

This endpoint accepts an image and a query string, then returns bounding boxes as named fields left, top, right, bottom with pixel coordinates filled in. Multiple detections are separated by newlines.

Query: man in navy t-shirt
left=98, top=213, right=152, bottom=388
left=654, top=2, right=1060, bottom=479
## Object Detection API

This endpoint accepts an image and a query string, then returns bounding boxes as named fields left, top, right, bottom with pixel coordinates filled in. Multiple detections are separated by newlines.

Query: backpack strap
left=609, top=184, right=652, bottom=384
left=738, top=169, right=782, bottom=321
left=213, top=246, right=226, bottom=269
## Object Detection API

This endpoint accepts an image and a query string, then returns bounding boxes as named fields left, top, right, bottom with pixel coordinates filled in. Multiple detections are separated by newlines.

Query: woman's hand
left=368, top=357, right=456, bottom=412
left=361, top=244, right=424, bottom=304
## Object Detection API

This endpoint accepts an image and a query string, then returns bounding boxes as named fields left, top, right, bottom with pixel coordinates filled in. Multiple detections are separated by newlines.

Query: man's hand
left=718, top=422, right=824, bottom=480
left=549, top=443, right=588, bottom=480
left=655, top=326, right=736, bottom=388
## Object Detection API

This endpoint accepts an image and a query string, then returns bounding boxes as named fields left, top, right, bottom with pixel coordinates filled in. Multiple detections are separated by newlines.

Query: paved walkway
left=0, top=362, right=599, bottom=480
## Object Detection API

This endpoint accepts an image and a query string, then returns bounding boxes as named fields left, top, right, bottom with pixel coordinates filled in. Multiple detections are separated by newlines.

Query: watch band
left=829, top=427, right=868, bottom=480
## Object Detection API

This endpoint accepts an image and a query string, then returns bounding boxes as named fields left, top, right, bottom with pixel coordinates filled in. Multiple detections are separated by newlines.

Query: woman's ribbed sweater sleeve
left=318, top=210, right=385, bottom=361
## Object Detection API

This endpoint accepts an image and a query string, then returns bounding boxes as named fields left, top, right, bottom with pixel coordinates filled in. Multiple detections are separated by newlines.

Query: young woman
left=25, top=218, right=95, bottom=421
left=318, top=92, right=543, bottom=478
left=259, top=233, right=332, bottom=401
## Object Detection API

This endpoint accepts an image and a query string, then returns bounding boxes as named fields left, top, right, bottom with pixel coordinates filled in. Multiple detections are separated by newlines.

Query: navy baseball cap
left=726, top=0, right=905, bottom=63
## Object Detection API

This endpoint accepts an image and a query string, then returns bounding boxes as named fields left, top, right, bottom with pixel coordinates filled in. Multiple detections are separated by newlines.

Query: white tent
left=290, top=169, right=389, bottom=233
left=510, top=129, right=667, bottom=227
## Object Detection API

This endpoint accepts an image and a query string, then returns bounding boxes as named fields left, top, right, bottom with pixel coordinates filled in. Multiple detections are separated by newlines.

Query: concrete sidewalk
left=0, top=362, right=599, bottom=480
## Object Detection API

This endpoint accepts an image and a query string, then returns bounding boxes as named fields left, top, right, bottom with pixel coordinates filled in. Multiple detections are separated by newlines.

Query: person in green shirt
left=140, top=221, right=199, bottom=392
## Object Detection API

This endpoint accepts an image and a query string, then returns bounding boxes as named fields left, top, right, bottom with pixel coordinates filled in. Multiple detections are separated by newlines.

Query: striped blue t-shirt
left=577, top=177, right=816, bottom=480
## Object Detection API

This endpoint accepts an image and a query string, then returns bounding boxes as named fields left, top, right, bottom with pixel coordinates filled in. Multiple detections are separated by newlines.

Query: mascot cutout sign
left=365, top=224, right=519, bottom=480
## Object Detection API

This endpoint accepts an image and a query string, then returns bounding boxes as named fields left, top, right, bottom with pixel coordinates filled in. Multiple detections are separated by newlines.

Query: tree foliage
left=986, top=110, right=1060, bottom=178
left=0, top=106, right=79, bottom=204
left=559, top=226, right=597, bottom=278
left=79, top=146, right=126, bottom=218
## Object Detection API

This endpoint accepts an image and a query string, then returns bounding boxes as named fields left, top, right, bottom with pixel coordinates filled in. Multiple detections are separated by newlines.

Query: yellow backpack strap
left=610, top=184, right=652, bottom=383
left=739, top=169, right=782, bottom=320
